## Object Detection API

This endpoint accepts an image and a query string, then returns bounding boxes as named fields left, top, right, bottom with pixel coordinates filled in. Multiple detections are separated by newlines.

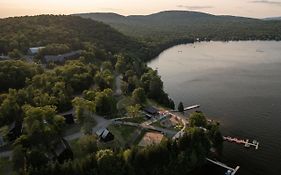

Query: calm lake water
left=148, top=41, right=281, bottom=175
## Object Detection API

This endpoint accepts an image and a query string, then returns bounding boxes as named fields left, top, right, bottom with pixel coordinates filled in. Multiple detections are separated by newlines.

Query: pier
left=206, top=158, right=240, bottom=175
left=184, top=104, right=200, bottom=111
left=223, top=136, right=259, bottom=150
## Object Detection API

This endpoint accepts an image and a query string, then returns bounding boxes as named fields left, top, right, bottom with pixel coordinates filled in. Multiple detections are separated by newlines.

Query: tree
left=189, top=111, right=207, bottom=127
left=126, top=104, right=141, bottom=118
left=0, top=89, right=21, bottom=126
left=178, top=102, right=184, bottom=112
left=72, top=97, right=95, bottom=124
left=8, top=49, right=22, bottom=59
left=95, top=89, right=117, bottom=116
left=12, top=145, right=25, bottom=171
left=20, top=105, right=65, bottom=146
left=132, top=88, right=146, bottom=104
left=0, top=60, right=41, bottom=91
left=115, top=55, right=126, bottom=73
left=78, top=135, right=98, bottom=156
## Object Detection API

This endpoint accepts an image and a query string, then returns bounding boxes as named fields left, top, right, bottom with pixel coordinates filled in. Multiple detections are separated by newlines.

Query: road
left=114, top=74, right=122, bottom=96
left=64, top=114, right=112, bottom=141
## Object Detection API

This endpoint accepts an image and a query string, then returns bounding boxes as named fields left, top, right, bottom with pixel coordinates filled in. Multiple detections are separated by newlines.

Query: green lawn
left=119, top=117, right=147, bottom=124
left=117, top=96, right=134, bottom=110
left=62, top=123, right=82, bottom=136
left=0, top=158, right=15, bottom=175
left=108, top=124, right=137, bottom=147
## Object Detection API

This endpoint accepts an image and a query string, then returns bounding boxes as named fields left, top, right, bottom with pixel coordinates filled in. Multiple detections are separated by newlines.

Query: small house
left=53, top=139, right=73, bottom=163
left=43, top=50, right=82, bottom=63
left=144, top=106, right=159, bottom=115
left=28, top=47, right=45, bottom=55
left=59, top=110, right=75, bottom=124
left=63, top=114, right=74, bottom=124
left=7, top=121, right=23, bottom=141
left=95, top=128, right=114, bottom=142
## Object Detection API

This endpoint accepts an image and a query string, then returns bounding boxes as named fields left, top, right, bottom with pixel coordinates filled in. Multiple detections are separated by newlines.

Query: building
left=53, top=139, right=73, bottom=163
left=143, top=106, right=159, bottom=115
left=95, top=128, right=114, bottom=142
left=0, top=54, right=9, bottom=60
left=43, top=50, right=82, bottom=63
left=28, top=47, right=45, bottom=55
left=45, top=139, right=73, bottom=163
left=59, top=110, right=75, bottom=124
left=7, top=121, right=23, bottom=141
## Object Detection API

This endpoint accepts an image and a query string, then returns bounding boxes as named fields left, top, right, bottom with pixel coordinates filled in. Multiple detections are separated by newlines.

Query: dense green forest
left=0, top=15, right=156, bottom=60
left=75, top=10, right=281, bottom=45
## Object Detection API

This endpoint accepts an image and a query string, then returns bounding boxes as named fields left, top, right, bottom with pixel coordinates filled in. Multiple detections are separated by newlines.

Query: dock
left=184, top=104, right=200, bottom=111
left=223, top=136, right=259, bottom=150
left=206, top=158, right=240, bottom=175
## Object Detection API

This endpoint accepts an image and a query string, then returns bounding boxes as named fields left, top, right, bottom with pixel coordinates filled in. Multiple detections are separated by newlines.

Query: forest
left=76, top=10, right=281, bottom=45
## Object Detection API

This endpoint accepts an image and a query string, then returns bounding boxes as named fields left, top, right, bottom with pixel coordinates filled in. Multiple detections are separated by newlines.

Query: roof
left=29, top=47, right=45, bottom=54
left=96, top=128, right=106, bottom=137
left=101, top=129, right=109, bottom=139
left=144, top=106, right=158, bottom=114
left=96, top=128, right=110, bottom=138
left=44, top=50, right=82, bottom=63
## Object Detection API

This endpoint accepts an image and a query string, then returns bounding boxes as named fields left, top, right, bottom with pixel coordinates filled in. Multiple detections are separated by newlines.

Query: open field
left=138, top=132, right=164, bottom=147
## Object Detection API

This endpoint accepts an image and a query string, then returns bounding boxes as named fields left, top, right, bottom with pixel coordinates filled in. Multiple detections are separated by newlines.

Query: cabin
left=62, top=114, right=75, bottom=124
left=43, top=50, right=82, bottom=63
left=0, top=55, right=9, bottom=60
left=53, top=139, right=73, bottom=163
left=0, top=136, right=5, bottom=146
left=143, top=106, right=159, bottom=116
left=59, top=110, right=75, bottom=124
left=95, top=128, right=114, bottom=142
left=28, top=47, right=45, bottom=55
left=7, top=121, right=23, bottom=141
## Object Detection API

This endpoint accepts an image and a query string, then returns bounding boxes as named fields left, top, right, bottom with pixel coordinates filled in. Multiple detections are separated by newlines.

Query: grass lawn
left=133, top=129, right=146, bottom=145
left=117, top=96, right=134, bottom=110
left=108, top=124, right=137, bottom=147
left=119, top=117, right=147, bottom=124
left=0, top=158, right=15, bottom=175
left=62, top=123, right=82, bottom=136
left=152, top=121, right=163, bottom=128
left=68, top=138, right=81, bottom=158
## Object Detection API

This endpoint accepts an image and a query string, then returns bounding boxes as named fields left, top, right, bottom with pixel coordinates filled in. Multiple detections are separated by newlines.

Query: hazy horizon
left=1, top=0, right=281, bottom=19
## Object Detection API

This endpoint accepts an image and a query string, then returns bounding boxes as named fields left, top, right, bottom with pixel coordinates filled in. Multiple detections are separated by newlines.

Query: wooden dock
left=184, top=104, right=200, bottom=111
left=223, top=136, right=259, bottom=150
left=206, top=158, right=240, bottom=175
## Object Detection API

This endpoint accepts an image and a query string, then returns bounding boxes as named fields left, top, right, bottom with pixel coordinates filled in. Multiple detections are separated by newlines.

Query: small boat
left=244, top=139, right=250, bottom=148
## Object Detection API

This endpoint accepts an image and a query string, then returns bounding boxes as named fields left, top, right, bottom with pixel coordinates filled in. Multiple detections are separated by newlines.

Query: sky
left=1, top=0, right=281, bottom=19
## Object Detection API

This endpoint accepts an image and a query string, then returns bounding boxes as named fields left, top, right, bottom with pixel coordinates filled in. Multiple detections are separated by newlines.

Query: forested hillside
left=0, top=15, right=153, bottom=60
left=76, top=10, right=281, bottom=44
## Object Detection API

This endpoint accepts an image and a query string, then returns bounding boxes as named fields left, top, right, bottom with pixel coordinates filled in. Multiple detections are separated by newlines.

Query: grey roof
left=29, top=47, right=45, bottom=54
left=44, top=50, right=82, bottom=63
left=101, top=129, right=109, bottom=139
left=144, top=106, right=158, bottom=114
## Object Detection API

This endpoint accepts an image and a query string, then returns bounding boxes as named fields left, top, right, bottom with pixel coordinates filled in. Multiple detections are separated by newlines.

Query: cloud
left=250, top=0, right=281, bottom=5
left=177, top=5, right=213, bottom=10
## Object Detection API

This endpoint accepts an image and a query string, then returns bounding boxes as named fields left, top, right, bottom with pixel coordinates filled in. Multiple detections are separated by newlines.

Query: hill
left=264, top=16, right=281, bottom=21
left=0, top=15, right=151, bottom=60
left=75, top=10, right=281, bottom=44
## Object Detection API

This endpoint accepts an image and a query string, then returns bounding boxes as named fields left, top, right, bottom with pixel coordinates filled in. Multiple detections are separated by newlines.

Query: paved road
left=0, top=150, right=12, bottom=160
left=114, top=74, right=122, bottom=96
left=64, top=114, right=112, bottom=141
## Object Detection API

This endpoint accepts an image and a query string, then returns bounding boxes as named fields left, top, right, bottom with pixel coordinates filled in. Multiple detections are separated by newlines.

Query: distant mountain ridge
left=263, top=16, right=281, bottom=21
left=74, top=10, right=281, bottom=43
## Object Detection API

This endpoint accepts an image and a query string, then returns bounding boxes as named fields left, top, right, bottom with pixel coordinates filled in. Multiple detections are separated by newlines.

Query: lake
left=148, top=41, right=281, bottom=175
